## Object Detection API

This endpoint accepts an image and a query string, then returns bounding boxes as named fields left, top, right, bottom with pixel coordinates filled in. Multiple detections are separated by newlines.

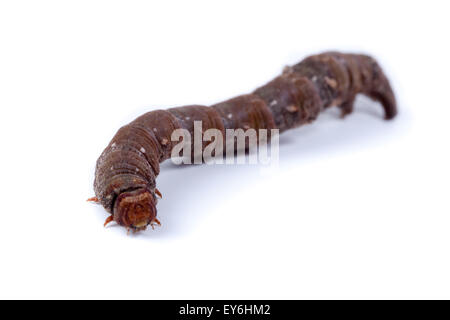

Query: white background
left=0, top=0, right=449, bottom=299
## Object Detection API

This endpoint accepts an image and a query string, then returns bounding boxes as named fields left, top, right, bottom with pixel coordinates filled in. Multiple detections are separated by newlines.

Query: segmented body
left=93, top=52, right=397, bottom=231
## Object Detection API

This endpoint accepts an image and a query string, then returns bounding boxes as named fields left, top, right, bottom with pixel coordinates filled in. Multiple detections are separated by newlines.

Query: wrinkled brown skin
left=93, top=52, right=397, bottom=231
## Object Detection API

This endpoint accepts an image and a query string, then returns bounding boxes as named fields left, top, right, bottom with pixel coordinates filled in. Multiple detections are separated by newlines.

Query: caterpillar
left=89, top=51, right=397, bottom=232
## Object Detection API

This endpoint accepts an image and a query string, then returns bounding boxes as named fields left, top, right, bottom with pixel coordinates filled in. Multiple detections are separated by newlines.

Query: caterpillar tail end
left=369, top=85, right=397, bottom=120
left=363, top=54, right=398, bottom=120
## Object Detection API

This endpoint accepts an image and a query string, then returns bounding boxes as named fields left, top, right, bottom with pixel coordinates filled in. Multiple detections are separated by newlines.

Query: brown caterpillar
left=90, top=52, right=397, bottom=232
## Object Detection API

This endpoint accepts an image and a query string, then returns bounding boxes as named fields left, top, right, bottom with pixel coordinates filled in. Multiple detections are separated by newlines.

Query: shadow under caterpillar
left=89, top=51, right=397, bottom=232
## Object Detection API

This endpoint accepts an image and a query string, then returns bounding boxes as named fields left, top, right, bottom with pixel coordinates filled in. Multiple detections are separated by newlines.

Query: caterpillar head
left=112, top=187, right=157, bottom=231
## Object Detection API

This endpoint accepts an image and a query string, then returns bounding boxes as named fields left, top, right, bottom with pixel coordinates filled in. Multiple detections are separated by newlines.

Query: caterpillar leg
left=155, top=188, right=163, bottom=199
left=338, top=96, right=355, bottom=118
left=87, top=196, right=100, bottom=203
left=104, top=215, right=114, bottom=227
left=150, top=218, right=161, bottom=230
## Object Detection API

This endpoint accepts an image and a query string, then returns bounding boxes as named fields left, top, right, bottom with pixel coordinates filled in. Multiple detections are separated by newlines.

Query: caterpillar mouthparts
left=111, top=187, right=158, bottom=231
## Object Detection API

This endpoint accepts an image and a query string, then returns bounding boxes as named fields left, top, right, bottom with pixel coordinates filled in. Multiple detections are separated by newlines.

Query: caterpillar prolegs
left=90, top=52, right=397, bottom=232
